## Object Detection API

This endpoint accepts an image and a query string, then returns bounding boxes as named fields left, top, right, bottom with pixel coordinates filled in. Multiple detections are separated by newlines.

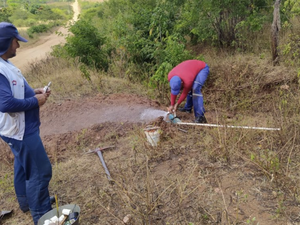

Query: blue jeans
left=1, top=131, right=52, bottom=225
left=183, top=64, right=210, bottom=118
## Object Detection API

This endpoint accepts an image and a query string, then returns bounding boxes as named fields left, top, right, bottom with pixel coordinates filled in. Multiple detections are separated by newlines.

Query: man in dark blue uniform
left=0, top=22, right=53, bottom=225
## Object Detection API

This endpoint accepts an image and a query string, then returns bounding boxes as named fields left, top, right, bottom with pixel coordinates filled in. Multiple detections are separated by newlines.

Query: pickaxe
left=0, top=210, right=13, bottom=221
left=86, top=146, right=115, bottom=182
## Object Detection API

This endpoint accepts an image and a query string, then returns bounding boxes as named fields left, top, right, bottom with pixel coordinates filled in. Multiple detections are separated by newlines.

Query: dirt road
left=10, top=0, right=80, bottom=72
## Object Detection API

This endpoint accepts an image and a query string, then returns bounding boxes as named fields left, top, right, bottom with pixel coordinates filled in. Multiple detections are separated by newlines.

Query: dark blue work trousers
left=1, top=131, right=52, bottom=225
left=183, top=64, right=210, bottom=118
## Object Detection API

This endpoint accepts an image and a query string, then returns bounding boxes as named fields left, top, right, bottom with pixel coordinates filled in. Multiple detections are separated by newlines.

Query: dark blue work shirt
left=0, top=74, right=40, bottom=136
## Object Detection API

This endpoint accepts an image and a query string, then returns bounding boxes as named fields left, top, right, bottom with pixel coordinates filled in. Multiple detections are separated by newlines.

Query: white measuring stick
left=177, top=122, right=281, bottom=131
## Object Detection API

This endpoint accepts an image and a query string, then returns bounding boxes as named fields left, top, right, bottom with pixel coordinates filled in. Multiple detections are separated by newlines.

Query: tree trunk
left=271, top=0, right=281, bottom=66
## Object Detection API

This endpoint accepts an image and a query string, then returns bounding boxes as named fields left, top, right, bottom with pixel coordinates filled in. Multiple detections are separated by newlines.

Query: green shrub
left=151, top=36, right=194, bottom=86
left=63, top=19, right=109, bottom=72
left=280, top=33, right=300, bottom=67
left=27, top=24, right=49, bottom=34
left=0, top=8, right=13, bottom=22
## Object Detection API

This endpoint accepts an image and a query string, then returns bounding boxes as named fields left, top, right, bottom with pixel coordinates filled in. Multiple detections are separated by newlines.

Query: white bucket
left=144, top=126, right=161, bottom=147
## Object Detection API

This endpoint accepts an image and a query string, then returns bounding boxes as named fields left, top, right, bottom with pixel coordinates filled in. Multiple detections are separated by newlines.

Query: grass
left=25, top=56, right=155, bottom=103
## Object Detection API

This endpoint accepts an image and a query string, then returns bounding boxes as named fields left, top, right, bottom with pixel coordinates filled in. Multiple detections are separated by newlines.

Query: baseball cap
left=0, top=22, right=28, bottom=56
left=170, top=76, right=182, bottom=95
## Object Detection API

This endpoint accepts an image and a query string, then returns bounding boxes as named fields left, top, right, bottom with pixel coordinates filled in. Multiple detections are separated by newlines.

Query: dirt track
left=10, top=0, right=80, bottom=72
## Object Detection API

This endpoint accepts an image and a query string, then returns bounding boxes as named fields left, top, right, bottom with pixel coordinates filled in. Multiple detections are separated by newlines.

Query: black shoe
left=50, top=196, right=55, bottom=205
left=20, top=207, right=29, bottom=213
left=194, top=116, right=207, bottom=123
left=178, top=108, right=192, bottom=113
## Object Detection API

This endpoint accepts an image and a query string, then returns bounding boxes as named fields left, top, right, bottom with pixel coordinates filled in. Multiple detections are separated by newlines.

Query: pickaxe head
left=86, top=146, right=115, bottom=154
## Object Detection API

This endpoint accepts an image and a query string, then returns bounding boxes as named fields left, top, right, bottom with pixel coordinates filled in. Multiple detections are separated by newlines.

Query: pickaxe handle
left=97, top=149, right=112, bottom=181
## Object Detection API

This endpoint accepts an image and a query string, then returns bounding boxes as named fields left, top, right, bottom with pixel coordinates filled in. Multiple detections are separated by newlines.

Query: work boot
left=178, top=107, right=192, bottom=113
left=20, top=206, right=29, bottom=213
left=194, top=116, right=207, bottom=124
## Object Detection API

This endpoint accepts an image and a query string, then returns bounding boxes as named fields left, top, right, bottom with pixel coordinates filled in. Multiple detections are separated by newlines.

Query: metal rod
left=97, top=151, right=112, bottom=181
left=177, top=122, right=280, bottom=131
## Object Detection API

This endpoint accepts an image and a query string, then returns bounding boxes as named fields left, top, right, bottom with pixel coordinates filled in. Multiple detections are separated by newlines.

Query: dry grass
left=25, top=56, right=155, bottom=103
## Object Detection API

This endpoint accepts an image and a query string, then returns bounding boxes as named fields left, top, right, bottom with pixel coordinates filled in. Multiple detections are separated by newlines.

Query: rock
left=123, top=214, right=132, bottom=224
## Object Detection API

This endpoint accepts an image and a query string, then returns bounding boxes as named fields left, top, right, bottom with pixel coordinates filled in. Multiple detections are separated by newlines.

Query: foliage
left=151, top=36, right=194, bottom=86
left=79, top=1, right=100, bottom=16
left=26, top=21, right=61, bottom=38
left=9, top=8, right=31, bottom=22
left=61, top=0, right=299, bottom=87
left=29, top=4, right=44, bottom=14
left=75, top=0, right=191, bottom=83
left=283, top=0, right=300, bottom=17
left=176, top=0, right=275, bottom=48
left=79, top=64, right=91, bottom=81
left=51, top=7, right=70, bottom=20
left=3, top=0, right=72, bottom=28
left=51, top=43, right=70, bottom=59
left=72, top=0, right=300, bottom=84
left=34, top=5, right=65, bottom=20
left=280, top=33, right=300, bottom=67
left=280, top=0, right=300, bottom=67
left=27, top=24, right=49, bottom=34
left=64, top=19, right=109, bottom=71
left=0, top=7, right=13, bottom=22
left=148, top=1, right=181, bottom=44
left=250, top=149, right=280, bottom=175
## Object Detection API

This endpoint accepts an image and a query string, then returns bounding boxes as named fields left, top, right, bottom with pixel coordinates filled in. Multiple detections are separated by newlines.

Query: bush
left=0, top=8, right=12, bottom=22
left=63, top=19, right=109, bottom=72
left=27, top=24, right=50, bottom=34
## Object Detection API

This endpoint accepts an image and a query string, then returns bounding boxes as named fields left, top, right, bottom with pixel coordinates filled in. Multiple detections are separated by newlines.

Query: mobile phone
left=44, top=81, right=51, bottom=93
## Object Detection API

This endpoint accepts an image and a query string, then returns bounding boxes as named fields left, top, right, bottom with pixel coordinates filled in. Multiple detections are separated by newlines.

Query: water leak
left=140, top=108, right=168, bottom=122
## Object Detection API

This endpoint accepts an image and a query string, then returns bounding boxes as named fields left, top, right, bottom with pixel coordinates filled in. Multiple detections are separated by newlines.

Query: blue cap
left=170, top=76, right=181, bottom=95
left=0, top=22, right=28, bottom=56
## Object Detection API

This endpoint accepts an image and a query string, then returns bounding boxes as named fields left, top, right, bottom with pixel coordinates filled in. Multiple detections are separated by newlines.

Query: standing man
left=167, top=59, right=210, bottom=123
left=0, top=22, right=52, bottom=225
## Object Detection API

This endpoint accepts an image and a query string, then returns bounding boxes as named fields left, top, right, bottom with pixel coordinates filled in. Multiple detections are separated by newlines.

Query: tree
left=177, top=0, right=274, bottom=48
left=64, top=19, right=109, bottom=72
left=271, top=0, right=281, bottom=66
